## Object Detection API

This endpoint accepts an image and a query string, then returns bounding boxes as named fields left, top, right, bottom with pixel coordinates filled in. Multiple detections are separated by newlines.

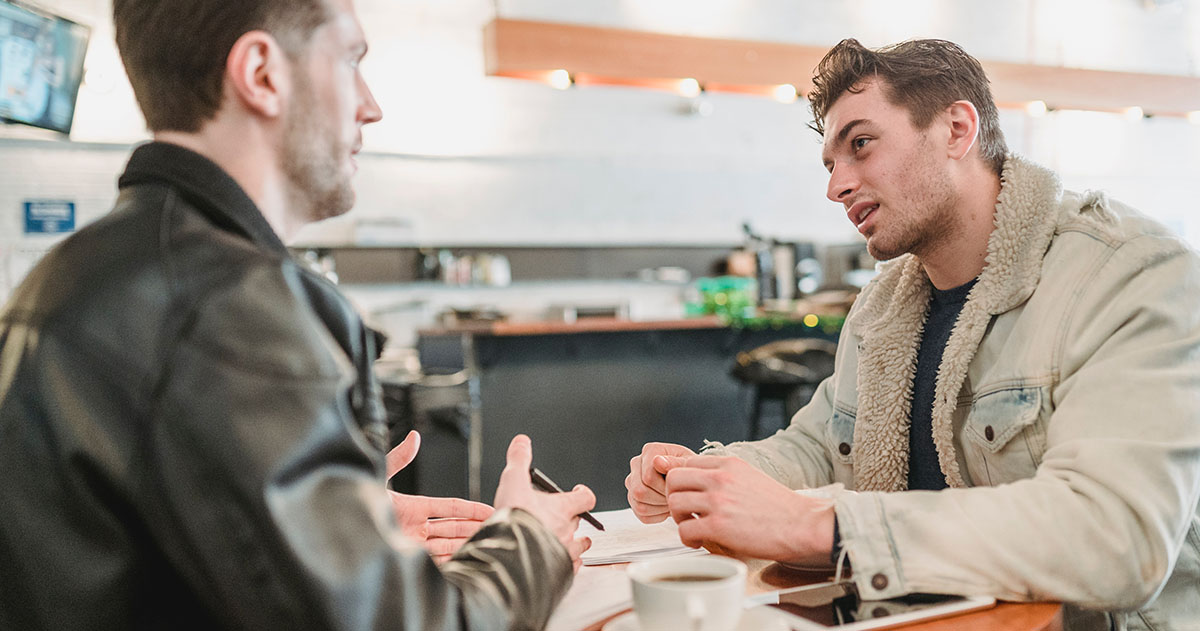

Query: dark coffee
left=650, top=574, right=724, bottom=583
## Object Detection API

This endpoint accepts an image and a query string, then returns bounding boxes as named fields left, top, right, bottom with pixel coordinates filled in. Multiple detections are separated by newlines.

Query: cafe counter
left=406, top=315, right=839, bottom=509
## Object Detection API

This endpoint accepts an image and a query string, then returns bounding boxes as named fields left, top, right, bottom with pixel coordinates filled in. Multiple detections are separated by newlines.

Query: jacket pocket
left=827, top=407, right=856, bottom=465
left=964, top=386, right=1047, bottom=484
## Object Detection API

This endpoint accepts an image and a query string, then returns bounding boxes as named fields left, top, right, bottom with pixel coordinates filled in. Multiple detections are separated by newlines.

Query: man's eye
left=853, top=137, right=870, bottom=150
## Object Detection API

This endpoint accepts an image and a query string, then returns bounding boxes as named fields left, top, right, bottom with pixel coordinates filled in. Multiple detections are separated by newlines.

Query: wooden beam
left=483, top=18, right=827, bottom=92
left=484, top=18, right=1200, bottom=117
left=984, top=61, right=1200, bottom=117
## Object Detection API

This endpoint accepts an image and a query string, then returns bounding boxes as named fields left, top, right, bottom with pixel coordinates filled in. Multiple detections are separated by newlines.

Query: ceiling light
left=547, top=69, right=572, bottom=90
left=772, top=84, right=798, bottom=104
left=677, top=78, right=701, bottom=98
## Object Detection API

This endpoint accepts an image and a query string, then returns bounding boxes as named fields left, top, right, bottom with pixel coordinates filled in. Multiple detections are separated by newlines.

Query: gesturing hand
left=492, top=434, right=596, bottom=572
left=387, top=431, right=494, bottom=564
left=664, top=455, right=835, bottom=567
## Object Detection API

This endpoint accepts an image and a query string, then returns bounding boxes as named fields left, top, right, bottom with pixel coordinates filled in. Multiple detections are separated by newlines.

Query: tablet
left=755, top=583, right=995, bottom=630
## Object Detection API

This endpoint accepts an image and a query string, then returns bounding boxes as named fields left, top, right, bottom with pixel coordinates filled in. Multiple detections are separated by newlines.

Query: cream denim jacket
left=710, top=156, right=1200, bottom=631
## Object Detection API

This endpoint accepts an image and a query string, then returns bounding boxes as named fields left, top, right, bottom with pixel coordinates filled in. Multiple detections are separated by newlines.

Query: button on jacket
left=0, top=142, right=572, bottom=630
left=708, top=156, right=1200, bottom=631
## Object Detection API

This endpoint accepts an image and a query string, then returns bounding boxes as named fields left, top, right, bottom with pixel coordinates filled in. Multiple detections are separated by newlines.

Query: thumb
left=500, top=434, right=533, bottom=486
left=653, top=455, right=688, bottom=475
left=386, top=430, right=420, bottom=480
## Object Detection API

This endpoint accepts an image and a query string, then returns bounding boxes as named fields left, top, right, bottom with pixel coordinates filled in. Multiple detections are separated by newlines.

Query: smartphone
left=754, top=583, right=995, bottom=630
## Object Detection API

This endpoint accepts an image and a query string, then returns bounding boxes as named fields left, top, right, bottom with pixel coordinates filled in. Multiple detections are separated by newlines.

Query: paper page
left=578, top=508, right=706, bottom=566
left=545, top=566, right=631, bottom=631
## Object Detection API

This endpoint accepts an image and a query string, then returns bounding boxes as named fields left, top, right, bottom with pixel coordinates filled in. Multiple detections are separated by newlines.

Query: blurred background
left=3, top=0, right=1200, bottom=507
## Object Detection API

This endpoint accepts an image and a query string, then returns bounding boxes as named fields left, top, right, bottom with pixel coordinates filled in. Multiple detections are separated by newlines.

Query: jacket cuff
left=834, top=492, right=907, bottom=599
left=504, top=507, right=573, bottom=568
left=441, top=507, right=574, bottom=631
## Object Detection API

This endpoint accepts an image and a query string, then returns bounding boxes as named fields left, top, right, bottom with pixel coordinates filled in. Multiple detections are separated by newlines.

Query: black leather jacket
left=0, top=142, right=571, bottom=630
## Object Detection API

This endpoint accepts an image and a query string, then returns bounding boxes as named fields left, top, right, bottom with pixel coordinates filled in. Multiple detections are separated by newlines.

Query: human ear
left=224, top=30, right=289, bottom=119
left=945, top=100, right=979, bottom=161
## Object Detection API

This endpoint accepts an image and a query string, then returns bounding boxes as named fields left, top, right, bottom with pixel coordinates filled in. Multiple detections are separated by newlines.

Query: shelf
left=483, top=18, right=1200, bottom=117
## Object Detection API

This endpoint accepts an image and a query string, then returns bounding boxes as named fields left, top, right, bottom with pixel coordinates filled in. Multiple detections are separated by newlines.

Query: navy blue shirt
left=907, top=278, right=977, bottom=491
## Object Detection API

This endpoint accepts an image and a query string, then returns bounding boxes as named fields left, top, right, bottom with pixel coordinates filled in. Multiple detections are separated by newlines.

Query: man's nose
left=359, top=74, right=383, bottom=125
left=826, top=163, right=856, bottom=204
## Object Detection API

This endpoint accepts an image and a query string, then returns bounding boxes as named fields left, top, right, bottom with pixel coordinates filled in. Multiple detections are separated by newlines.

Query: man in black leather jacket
left=0, top=0, right=595, bottom=629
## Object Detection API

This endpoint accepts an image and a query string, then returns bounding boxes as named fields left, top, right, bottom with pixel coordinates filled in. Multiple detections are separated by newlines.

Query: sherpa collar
left=845, top=155, right=1065, bottom=491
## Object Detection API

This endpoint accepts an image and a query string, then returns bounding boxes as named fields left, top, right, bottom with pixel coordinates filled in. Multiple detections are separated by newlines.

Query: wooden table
left=582, top=559, right=1062, bottom=631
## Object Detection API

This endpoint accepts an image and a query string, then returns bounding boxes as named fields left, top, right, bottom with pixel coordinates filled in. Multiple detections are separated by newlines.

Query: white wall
left=3, top=0, right=1200, bottom=293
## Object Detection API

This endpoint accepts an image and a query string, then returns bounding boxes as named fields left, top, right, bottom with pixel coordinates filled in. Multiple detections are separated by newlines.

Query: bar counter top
left=420, top=315, right=729, bottom=337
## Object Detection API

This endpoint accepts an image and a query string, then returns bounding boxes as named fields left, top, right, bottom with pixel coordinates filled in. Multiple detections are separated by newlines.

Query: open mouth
left=854, top=204, right=878, bottom=226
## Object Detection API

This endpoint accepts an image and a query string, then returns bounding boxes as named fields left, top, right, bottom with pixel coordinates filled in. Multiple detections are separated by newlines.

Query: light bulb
left=772, top=84, right=798, bottom=104
left=677, top=78, right=701, bottom=98
left=548, top=69, right=571, bottom=90
left=1122, top=106, right=1145, bottom=121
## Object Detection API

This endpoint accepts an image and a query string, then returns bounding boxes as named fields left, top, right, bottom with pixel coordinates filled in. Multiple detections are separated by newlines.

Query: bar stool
left=731, top=338, right=837, bottom=440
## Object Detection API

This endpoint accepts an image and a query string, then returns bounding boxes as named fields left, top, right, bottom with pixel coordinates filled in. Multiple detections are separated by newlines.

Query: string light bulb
left=772, top=84, right=798, bottom=103
left=677, top=78, right=701, bottom=98
left=547, top=69, right=572, bottom=90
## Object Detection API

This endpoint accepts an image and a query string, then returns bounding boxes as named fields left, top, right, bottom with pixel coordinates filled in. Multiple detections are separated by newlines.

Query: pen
left=529, top=466, right=606, bottom=531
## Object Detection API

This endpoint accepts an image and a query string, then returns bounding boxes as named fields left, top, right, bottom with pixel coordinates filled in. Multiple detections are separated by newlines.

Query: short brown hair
left=808, top=38, right=1008, bottom=175
left=113, top=0, right=330, bottom=132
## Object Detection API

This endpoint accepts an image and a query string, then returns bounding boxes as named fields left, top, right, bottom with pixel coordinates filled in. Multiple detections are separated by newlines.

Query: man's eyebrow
left=822, top=118, right=870, bottom=168
left=832, top=118, right=869, bottom=148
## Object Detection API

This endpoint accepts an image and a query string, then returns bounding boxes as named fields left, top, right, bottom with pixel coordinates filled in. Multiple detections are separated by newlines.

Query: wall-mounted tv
left=0, top=0, right=89, bottom=135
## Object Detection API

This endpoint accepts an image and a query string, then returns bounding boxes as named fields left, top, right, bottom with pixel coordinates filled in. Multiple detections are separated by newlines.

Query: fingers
left=499, top=434, right=533, bottom=487
left=679, top=455, right=733, bottom=470
left=568, top=537, right=592, bottom=561
left=676, top=516, right=710, bottom=550
left=566, top=536, right=592, bottom=573
left=424, top=535, right=473, bottom=558
left=425, top=518, right=486, bottom=540
left=386, top=430, right=421, bottom=480
left=391, top=491, right=434, bottom=521
left=627, top=489, right=671, bottom=523
left=636, top=443, right=695, bottom=497
left=652, top=455, right=689, bottom=475
left=639, top=453, right=668, bottom=497
left=556, top=484, right=596, bottom=517
left=421, top=496, right=494, bottom=521
left=566, top=536, right=592, bottom=559
left=663, top=466, right=716, bottom=494
left=626, top=470, right=669, bottom=522
left=665, top=490, right=708, bottom=523
left=626, top=459, right=664, bottom=504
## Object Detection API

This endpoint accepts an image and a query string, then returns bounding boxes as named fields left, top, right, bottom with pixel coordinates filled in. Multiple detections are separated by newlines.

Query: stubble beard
left=866, top=193, right=956, bottom=262
left=865, top=141, right=958, bottom=263
left=280, top=71, right=356, bottom=225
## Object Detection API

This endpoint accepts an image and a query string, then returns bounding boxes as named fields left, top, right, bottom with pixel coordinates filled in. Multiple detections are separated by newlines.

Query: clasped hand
left=625, top=442, right=835, bottom=566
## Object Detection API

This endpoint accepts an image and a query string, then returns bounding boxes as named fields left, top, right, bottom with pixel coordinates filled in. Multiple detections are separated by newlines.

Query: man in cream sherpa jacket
left=625, top=38, right=1200, bottom=631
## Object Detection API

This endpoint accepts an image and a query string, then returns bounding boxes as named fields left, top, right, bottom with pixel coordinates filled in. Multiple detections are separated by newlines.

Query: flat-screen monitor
left=0, top=0, right=89, bottom=135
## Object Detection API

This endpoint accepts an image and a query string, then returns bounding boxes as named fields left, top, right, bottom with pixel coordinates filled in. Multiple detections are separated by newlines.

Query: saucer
left=776, top=560, right=836, bottom=572
left=602, top=607, right=788, bottom=631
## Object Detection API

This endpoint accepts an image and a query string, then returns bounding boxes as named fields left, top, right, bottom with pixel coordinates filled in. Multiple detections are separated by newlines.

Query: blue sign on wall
left=24, top=200, right=75, bottom=234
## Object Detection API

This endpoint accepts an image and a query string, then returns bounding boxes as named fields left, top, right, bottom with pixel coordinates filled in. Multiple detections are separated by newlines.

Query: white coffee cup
left=627, top=556, right=748, bottom=631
